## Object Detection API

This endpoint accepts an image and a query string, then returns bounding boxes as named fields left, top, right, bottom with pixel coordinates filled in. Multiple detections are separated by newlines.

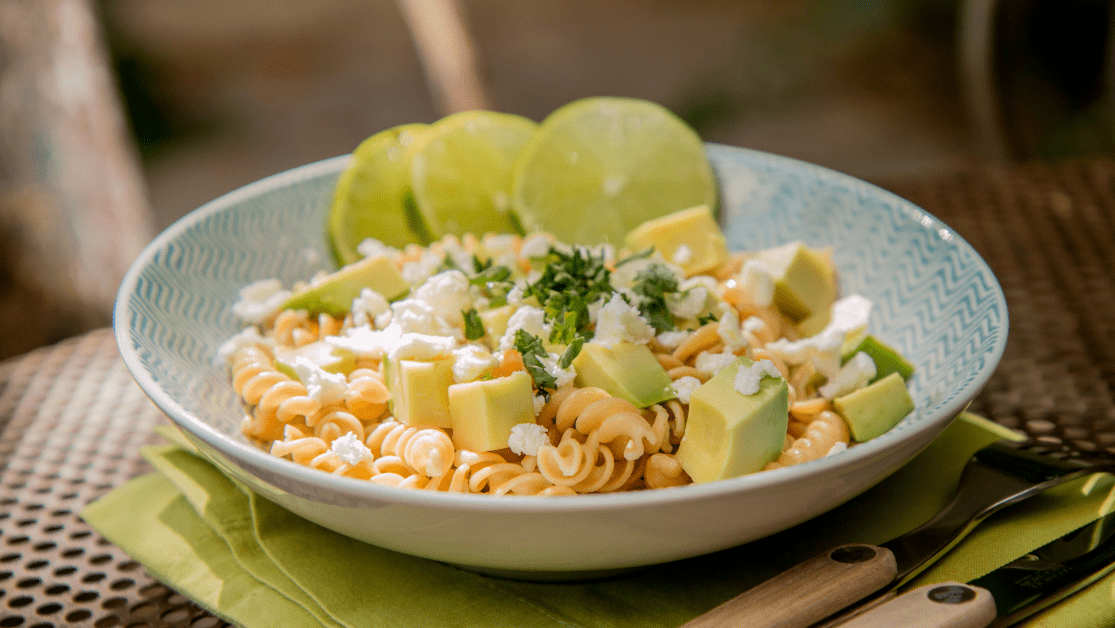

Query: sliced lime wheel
left=510, top=97, right=716, bottom=245
left=409, top=111, right=537, bottom=238
left=328, top=123, right=429, bottom=265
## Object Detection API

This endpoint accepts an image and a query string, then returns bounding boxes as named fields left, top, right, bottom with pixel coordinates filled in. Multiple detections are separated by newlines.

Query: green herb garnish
left=463, top=308, right=485, bottom=341
left=631, top=263, right=679, bottom=333
left=513, top=329, right=557, bottom=397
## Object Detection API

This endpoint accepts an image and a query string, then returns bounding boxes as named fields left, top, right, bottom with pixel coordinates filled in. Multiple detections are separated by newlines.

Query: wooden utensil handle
left=839, top=582, right=997, bottom=628
left=680, top=544, right=897, bottom=628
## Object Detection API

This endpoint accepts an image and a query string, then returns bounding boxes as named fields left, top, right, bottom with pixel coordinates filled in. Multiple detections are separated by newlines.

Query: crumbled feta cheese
left=742, top=316, right=767, bottom=335
left=694, top=349, right=738, bottom=376
left=482, top=233, right=518, bottom=256
left=716, top=309, right=748, bottom=352
left=498, top=306, right=551, bottom=352
left=217, top=326, right=270, bottom=363
left=400, top=248, right=444, bottom=285
left=818, top=352, right=877, bottom=399
left=733, top=359, right=782, bottom=395
left=391, top=270, right=472, bottom=338
left=825, top=441, right=848, bottom=457
left=506, top=283, right=526, bottom=307
left=671, top=376, right=703, bottom=404
left=452, top=345, right=499, bottom=383
left=738, top=259, right=775, bottom=306
left=667, top=285, right=708, bottom=320
left=351, top=288, right=391, bottom=328
left=829, top=294, right=873, bottom=334
left=292, top=357, right=347, bottom=406
left=533, top=394, right=547, bottom=415
left=591, top=293, right=656, bottom=348
left=519, top=233, right=553, bottom=259
left=231, top=279, right=291, bottom=324
left=331, top=432, right=372, bottom=465
left=672, top=244, right=694, bottom=265
left=356, top=238, right=401, bottom=261
left=540, top=352, right=577, bottom=387
left=656, top=329, right=694, bottom=350
left=508, top=423, right=550, bottom=456
left=325, top=324, right=456, bottom=360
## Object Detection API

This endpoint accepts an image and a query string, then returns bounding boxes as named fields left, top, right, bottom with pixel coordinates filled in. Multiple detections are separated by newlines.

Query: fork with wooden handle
left=680, top=440, right=1115, bottom=628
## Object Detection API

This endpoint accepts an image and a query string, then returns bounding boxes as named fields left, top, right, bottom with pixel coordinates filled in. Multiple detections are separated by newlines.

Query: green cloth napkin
left=82, top=414, right=1115, bottom=628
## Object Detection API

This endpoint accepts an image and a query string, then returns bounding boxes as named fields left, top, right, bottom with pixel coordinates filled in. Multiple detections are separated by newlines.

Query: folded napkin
left=82, top=414, right=1115, bottom=628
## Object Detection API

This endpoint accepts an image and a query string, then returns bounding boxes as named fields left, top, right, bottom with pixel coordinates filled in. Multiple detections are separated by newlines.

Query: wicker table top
left=2, top=158, right=1114, bottom=627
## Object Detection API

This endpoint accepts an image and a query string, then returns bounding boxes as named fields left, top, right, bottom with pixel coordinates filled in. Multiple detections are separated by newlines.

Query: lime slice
left=510, top=97, right=716, bottom=245
left=410, top=111, right=537, bottom=238
left=328, top=123, right=430, bottom=265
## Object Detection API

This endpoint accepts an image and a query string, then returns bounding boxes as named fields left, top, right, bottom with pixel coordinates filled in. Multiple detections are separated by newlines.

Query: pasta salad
left=219, top=205, right=916, bottom=496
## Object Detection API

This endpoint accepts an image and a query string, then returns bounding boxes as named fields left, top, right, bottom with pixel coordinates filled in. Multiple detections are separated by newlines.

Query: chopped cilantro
left=513, top=329, right=557, bottom=397
left=558, top=337, right=584, bottom=369
left=697, top=311, right=719, bottom=326
left=463, top=308, right=485, bottom=341
left=632, top=263, right=679, bottom=333
left=525, top=245, right=613, bottom=341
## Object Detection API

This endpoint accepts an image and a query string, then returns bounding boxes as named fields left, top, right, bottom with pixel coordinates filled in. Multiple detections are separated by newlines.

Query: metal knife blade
left=837, top=509, right=1115, bottom=627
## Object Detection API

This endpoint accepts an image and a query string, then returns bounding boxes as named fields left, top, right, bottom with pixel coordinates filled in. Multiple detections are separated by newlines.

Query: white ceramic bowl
left=115, top=143, right=1008, bottom=579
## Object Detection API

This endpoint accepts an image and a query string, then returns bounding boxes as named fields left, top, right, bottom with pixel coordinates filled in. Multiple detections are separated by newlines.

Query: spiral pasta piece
left=768, top=410, right=850, bottom=469
left=645, top=453, right=690, bottom=489
left=345, top=368, right=391, bottom=421
left=673, top=322, right=721, bottom=364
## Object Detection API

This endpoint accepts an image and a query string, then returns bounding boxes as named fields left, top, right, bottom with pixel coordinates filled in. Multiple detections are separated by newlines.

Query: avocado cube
left=758, top=242, right=836, bottom=322
left=273, top=341, right=356, bottom=379
left=448, top=371, right=536, bottom=452
left=572, top=342, right=674, bottom=408
left=834, top=372, right=915, bottom=442
left=675, top=357, right=789, bottom=483
left=386, top=358, right=454, bottom=428
left=841, top=335, right=915, bottom=383
left=478, top=305, right=515, bottom=351
left=624, top=205, right=728, bottom=276
left=283, top=255, right=410, bottom=317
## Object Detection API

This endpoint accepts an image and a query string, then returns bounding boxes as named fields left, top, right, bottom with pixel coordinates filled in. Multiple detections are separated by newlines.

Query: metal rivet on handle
left=829, top=545, right=877, bottom=564
left=927, top=585, right=977, bottom=604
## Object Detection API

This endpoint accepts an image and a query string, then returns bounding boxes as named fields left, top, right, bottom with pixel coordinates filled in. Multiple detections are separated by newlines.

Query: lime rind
left=409, top=111, right=537, bottom=238
left=327, top=123, right=429, bottom=265
left=510, top=96, right=716, bottom=246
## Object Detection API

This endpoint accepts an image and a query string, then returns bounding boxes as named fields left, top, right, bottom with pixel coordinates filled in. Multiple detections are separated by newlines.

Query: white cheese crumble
left=452, top=345, right=499, bottom=383
left=591, top=293, right=656, bottom=348
left=716, top=309, right=748, bottom=352
left=326, top=324, right=456, bottom=360
left=694, top=349, right=738, bottom=376
left=733, top=359, right=782, bottom=395
left=656, top=329, right=694, bottom=350
left=498, top=306, right=551, bottom=353
left=292, top=357, right=347, bottom=406
left=231, top=279, right=291, bottom=324
left=671, top=376, right=703, bottom=404
left=742, top=315, right=767, bottom=335
left=829, top=294, right=873, bottom=335
left=391, top=270, right=472, bottom=338
left=217, top=326, right=271, bottom=363
left=738, top=259, right=775, bottom=306
left=671, top=244, right=694, bottom=265
left=534, top=394, right=547, bottom=416
left=331, top=432, right=372, bottom=465
left=826, top=441, right=848, bottom=457
left=351, top=288, right=391, bottom=328
left=508, top=423, right=550, bottom=456
left=818, top=352, right=877, bottom=399
left=539, top=352, right=577, bottom=387
left=356, top=238, right=401, bottom=261
left=519, top=233, right=553, bottom=259
left=667, top=285, right=708, bottom=320
left=400, top=248, right=444, bottom=286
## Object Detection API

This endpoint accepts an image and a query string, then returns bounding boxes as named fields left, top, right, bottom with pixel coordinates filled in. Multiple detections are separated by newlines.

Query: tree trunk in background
left=0, top=0, right=153, bottom=358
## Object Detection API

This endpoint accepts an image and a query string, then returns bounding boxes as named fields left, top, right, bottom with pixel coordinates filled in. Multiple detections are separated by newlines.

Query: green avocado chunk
left=282, top=255, right=409, bottom=317
left=758, top=241, right=836, bottom=323
left=572, top=342, right=674, bottom=408
left=833, top=372, right=915, bottom=442
left=674, top=357, right=789, bottom=483
left=841, top=335, right=915, bottom=383
left=384, top=357, right=455, bottom=428
left=448, top=371, right=536, bottom=452
left=273, top=341, right=356, bottom=380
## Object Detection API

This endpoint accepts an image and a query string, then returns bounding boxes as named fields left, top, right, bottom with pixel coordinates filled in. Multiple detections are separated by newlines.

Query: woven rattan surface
left=1, top=159, right=1114, bottom=626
